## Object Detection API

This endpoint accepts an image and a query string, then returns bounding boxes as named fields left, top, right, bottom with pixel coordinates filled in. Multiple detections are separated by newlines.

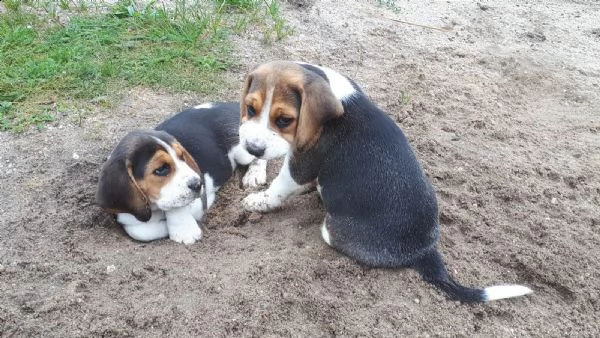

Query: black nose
left=188, top=178, right=202, bottom=192
left=246, top=142, right=265, bottom=158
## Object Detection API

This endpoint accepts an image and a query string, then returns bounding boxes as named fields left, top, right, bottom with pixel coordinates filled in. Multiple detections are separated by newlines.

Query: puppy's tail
left=412, top=250, right=533, bottom=303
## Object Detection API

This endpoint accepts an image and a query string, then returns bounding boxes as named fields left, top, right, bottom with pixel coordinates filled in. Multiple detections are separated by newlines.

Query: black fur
left=289, top=75, right=487, bottom=302
left=97, top=103, right=241, bottom=222
left=156, top=102, right=240, bottom=187
left=299, top=63, right=329, bottom=82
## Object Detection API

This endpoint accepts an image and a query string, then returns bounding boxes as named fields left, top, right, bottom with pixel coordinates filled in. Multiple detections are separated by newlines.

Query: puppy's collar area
left=199, top=176, right=207, bottom=212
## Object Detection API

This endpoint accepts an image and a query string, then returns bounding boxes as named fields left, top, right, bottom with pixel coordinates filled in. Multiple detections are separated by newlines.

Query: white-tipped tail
left=321, top=220, right=331, bottom=246
left=483, top=284, right=533, bottom=301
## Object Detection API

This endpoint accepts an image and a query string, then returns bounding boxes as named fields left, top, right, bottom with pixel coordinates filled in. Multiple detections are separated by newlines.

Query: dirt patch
left=2, top=1, right=600, bottom=336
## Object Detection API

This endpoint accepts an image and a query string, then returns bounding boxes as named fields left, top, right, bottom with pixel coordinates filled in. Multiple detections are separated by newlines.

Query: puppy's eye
left=153, top=164, right=171, bottom=177
left=247, top=106, right=256, bottom=117
left=275, top=116, right=294, bottom=129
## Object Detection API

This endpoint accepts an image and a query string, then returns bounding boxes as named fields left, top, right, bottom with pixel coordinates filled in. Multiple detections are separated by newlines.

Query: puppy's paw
left=168, top=223, right=202, bottom=245
left=242, top=159, right=267, bottom=188
left=242, top=191, right=280, bottom=212
left=165, top=207, right=202, bottom=245
left=243, top=167, right=267, bottom=188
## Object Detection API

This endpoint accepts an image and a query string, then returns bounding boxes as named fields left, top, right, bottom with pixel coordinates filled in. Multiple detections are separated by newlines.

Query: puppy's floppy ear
left=96, top=140, right=152, bottom=222
left=294, top=72, right=344, bottom=152
left=174, top=142, right=201, bottom=174
left=240, top=73, right=253, bottom=120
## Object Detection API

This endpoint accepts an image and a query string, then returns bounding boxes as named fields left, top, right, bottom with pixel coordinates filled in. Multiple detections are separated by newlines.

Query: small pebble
left=72, top=153, right=80, bottom=160
left=106, top=265, right=116, bottom=273
left=414, top=298, right=420, bottom=304
left=248, top=212, right=263, bottom=223
left=551, top=197, right=558, bottom=204
left=477, top=3, right=490, bottom=11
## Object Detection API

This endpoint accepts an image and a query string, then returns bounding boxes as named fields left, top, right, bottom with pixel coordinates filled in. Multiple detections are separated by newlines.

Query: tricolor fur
left=238, top=61, right=533, bottom=302
left=97, top=102, right=266, bottom=244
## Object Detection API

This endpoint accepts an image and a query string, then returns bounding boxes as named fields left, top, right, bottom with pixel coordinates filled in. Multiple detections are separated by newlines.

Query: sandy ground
left=2, top=0, right=600, bottom=336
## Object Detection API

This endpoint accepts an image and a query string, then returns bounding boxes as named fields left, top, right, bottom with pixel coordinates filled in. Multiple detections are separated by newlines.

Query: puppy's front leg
left=165, top=207, right=202, bottom=245
left=243, top=155, right=306, bottom=212
left=242, top=159, right=268, bottom=188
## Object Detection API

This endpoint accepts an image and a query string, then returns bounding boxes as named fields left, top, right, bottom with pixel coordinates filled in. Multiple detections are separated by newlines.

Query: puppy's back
left=156, top=102, right=240, bottom=187
left=318, top=97, right=440, bottom=263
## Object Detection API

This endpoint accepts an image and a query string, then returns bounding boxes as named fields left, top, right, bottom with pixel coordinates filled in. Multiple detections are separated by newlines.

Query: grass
left=376, top=0, right=401, bottom=13
left=398, top=91, right=411, bottom=106
left=0, top=0, right=292, bottom=132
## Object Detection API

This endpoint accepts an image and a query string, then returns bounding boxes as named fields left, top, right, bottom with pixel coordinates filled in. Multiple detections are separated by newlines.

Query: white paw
left=165, top=207, right=202, bottom=245
left=243, top=167, right=267, bottom=188
left=242, top=160, right=267, bottom=188
left=242, top=191, right=281, bottom=212
left=168, top=223, right=202, bottom=245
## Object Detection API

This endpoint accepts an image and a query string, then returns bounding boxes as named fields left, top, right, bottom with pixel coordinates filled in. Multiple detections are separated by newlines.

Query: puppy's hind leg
left=118, top=211, right=169, bottom=242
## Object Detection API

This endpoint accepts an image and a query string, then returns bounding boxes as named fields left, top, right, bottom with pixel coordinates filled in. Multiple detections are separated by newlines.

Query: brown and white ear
left=175, top=143, right=201, bottom=174
left=96, top=156, right=152, bottom=222
left=240, top=74, right=253, bottom=120
left=295, top=73, right=344, bottom=152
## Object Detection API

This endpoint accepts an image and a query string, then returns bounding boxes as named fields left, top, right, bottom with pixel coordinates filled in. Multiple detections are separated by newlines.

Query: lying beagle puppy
left=97, top=102, right=265, bottom=244
left=238, top=61, right=533, bottom=302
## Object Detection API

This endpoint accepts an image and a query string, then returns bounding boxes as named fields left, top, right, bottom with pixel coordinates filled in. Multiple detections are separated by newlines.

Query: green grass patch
left=0, top=0, right=291, bottom=132
left=376, top=0, right=401, bottom=13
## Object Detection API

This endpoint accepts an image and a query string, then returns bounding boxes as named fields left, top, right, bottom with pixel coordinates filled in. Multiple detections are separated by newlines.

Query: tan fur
left=240, top=61, right=344, bottom=151
left=292, top=72, right=344, bottom=151
left=172, top=142, right=201, bottom=174
left=135, top=150, right=176, bottom=202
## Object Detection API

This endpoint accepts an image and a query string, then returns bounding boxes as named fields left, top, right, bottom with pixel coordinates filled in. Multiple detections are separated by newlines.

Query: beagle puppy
left=97, top=102, right=265, bottom=244
left=238, top=61, right=533, bottom=302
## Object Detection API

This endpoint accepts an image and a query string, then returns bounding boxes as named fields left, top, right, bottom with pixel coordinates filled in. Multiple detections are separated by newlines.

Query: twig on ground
left=382, top=17, right=452, bottom=32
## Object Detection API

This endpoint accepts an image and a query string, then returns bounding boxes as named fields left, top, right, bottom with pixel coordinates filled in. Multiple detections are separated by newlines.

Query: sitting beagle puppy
left=238, top=61, right=533, bottom=302
left=97, top=102, right=265, bottom=244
